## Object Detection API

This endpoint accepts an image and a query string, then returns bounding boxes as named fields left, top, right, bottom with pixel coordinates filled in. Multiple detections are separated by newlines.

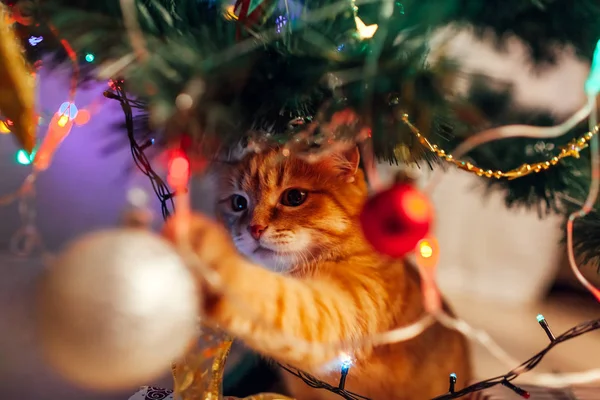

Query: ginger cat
left=164, top=146, right=471, bottom=400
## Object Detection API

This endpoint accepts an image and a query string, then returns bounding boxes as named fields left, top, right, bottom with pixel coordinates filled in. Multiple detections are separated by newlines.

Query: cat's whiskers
left=296, top=249, right=311, bottom=270
left=272, top=251, right=289, bottom=274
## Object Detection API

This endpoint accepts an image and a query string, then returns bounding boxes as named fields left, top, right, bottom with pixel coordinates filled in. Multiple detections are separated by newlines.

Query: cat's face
left=214, top=147, right=367, bottom=271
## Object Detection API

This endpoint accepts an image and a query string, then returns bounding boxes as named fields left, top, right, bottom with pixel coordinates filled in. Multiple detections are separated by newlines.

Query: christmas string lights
left=432, top=316, right=600, bottom=400
left=103, top=37, right=600, bottom=400
left=3, top=2, right=598, bottom=398
left=105, top=120, right=600, bottom=399
left=0, top=26, right=82, bottom=257
left=142, top=121, right=600, bottom=400
left=278, top=365, right=369, bottom=400
left=170, top=216, right=599, bottom=399
left=338, top=353, right=353, bottom=390
left=103, top=82, right=175, bottom=219
left=448, top=373, right=457, bottom=395
left=109, top=88, right=600, bottom=400
left=280, top=316, right=600, bottom=400
left=536, top=314, right=555, bottom=342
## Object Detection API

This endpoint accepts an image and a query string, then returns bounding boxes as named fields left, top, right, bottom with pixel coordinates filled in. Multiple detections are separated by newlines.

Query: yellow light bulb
left=0, top=120, right=10, bottom=133
left=419, top=241, right=433, bottom=258
left=57, top=114, right=69, bottom=127
left=415, top=237, right=440, bottom=270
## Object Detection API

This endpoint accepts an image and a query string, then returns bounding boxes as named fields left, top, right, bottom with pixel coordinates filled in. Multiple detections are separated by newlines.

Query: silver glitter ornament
left=37, top=229, right=200, bottom=390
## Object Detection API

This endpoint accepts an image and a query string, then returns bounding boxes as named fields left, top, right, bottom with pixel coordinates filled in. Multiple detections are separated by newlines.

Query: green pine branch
left=8, top=0, right=600, bottom=252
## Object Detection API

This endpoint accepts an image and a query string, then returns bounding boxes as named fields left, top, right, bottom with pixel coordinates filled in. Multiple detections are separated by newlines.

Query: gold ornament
left=37, top=229, right=200, bottom=390
left=172, top=326, right=233, bottom=400
left=402, top=114, right=600, bottom=180
left=172, top=325, right=294, bottom=400
left=0, top=4, right=35, bottom=153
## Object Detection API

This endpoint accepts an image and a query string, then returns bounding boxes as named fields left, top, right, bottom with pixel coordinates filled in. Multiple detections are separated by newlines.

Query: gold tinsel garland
left=401, top=114, right=600, bottom=180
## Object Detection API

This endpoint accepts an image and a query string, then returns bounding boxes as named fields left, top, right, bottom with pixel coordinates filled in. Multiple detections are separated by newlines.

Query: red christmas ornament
left=360, top=183, right=433, bottom=257
left=233, top=0, right=276, bottom=39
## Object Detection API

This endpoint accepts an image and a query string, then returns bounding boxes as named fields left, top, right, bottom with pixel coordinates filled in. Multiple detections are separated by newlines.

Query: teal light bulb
left=16, top=149, right=32, bottom=165
left=536, top=314, right=545, bottom=323
left=585, top=39, right=600, bottom=95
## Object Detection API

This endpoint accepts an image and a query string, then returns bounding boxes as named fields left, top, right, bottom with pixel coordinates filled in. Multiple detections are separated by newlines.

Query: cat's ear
left=331, top=146, right=360, bottom=182
left=214, top=137, right=252, bottom=164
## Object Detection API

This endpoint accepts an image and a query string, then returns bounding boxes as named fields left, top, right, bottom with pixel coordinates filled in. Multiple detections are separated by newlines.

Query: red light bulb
left=168, top=155, right=190, bottom=189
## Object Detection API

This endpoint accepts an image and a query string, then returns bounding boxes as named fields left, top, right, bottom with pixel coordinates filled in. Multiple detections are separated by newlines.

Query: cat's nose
left=249, top=224, right=267, bottom=240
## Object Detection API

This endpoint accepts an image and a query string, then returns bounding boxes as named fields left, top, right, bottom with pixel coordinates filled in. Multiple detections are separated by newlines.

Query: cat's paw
left=162, top=212, right=238, bottom=268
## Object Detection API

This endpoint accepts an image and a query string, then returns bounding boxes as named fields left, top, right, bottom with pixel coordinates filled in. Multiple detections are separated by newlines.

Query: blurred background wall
left=0, top=30, right=598, bottom=400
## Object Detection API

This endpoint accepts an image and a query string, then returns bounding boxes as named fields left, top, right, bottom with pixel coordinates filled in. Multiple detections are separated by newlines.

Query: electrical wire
left=104, top=86, right=175, bottom=219
left=110, top=75, right=600, bottom=398
left=566, top=96, right=600, bottom=302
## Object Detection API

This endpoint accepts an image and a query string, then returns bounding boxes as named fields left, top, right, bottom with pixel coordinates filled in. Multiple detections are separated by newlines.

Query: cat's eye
left=281, top=188, right=307, bottom=207
left=230, top=195, right=248, bottom=212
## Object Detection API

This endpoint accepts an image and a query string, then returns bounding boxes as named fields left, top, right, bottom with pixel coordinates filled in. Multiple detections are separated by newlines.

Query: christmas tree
left=1, top=1, right=600, bottom=399
left=5, top=0, right=598, bottom=260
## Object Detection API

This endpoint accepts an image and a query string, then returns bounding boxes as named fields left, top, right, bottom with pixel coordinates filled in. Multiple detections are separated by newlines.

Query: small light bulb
left=167, top=155, right=190, bottom=189
left=536, top=314, right=545, bottom=323
left=419, top=241, right=433, bottom=258
left=339, top=352, right=353, bottom=370
left=57, top=114, right=69, bottom=127
left=85, top=53, right=95, bottom=63
left=28, top=36, right=43, bottom=46
left=0, top=120, right=10, bottom=133
left=585, top=39, right=600, bottom=95
left=59, top=102, right=79, bottom=119
left=140, top=138, right=155, bottom=151
left=415, top=237, right=440, bottom=271
left=16, top=149, right=33, bottom=165
left=449, top=372, right=457, bottom=393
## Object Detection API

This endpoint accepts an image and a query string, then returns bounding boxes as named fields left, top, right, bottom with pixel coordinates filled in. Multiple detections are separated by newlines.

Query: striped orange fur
left=163, top=147, right=471, bottom=400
